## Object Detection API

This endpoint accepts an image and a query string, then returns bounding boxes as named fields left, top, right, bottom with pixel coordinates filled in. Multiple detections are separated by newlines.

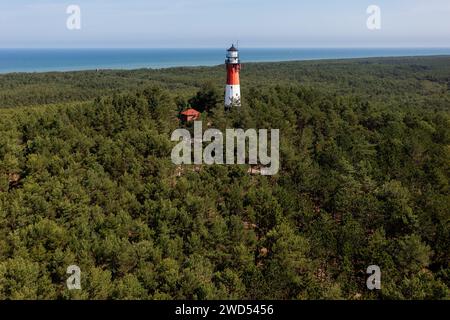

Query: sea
left=1, top=48, right=450, bottom=74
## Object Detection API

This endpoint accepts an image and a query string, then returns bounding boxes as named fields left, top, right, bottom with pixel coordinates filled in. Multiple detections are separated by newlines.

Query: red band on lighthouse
left=227, top=64, right=241, bottom=85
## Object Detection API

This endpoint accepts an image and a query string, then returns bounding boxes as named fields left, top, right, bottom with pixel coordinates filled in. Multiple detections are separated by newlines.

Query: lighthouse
left=225, top=44, right=241, bottom=110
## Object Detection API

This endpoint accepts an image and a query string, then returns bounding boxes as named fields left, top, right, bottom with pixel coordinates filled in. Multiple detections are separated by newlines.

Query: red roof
left=181, top=108, right=200, bottom=116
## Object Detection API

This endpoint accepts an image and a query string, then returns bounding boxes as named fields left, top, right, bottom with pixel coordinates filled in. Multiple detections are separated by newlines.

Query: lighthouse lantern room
left=225, top=44, right=241, bottom=110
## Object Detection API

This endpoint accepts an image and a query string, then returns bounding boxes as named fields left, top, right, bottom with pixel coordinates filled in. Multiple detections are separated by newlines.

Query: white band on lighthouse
left=225, top=84, right=241, bottom=109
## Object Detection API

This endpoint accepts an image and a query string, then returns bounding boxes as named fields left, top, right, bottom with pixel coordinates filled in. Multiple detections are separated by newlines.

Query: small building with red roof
left=181, top=108, right=201, bottom=122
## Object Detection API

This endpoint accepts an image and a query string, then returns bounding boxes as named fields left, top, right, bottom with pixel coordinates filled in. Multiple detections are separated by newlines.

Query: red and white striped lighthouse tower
left=225, top=44, right=241, bottom=110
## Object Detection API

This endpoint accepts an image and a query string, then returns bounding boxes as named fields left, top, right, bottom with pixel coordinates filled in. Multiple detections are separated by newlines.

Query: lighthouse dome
left=227, top=45, right=239, bottom=59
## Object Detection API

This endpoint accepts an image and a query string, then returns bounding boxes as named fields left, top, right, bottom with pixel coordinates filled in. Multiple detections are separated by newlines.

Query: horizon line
left=1, top=46, right=450, bottom=50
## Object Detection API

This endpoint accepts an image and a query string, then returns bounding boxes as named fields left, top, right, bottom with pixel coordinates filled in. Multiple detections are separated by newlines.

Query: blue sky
left=0, top=0, right=449, bottom=48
